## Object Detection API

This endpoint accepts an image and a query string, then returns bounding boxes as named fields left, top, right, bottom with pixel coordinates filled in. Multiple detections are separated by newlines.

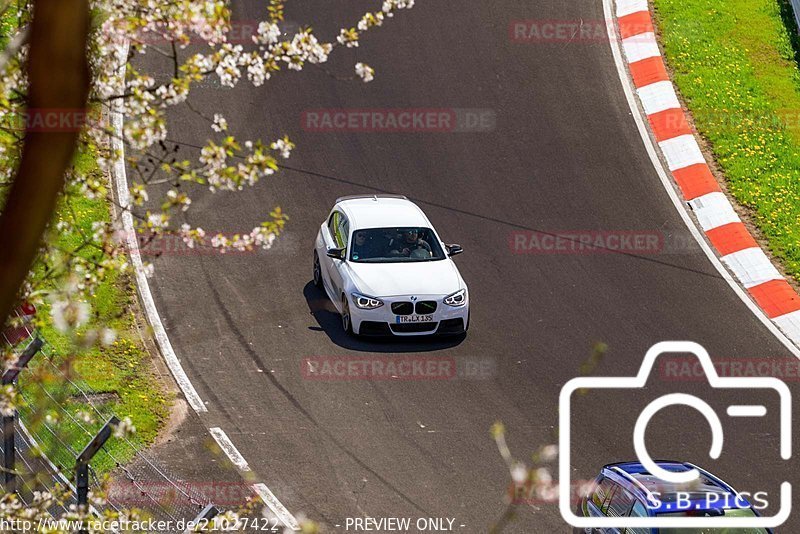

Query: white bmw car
left=313, top=195, right=469, bottom=336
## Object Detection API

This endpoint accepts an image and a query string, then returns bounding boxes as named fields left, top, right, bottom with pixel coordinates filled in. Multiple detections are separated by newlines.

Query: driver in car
left=388, top=229, right=432, bottom=257
left=351, top=230, right=380, bottom=260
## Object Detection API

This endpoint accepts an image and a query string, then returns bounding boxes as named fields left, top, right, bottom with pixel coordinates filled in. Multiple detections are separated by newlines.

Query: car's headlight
left=352, top=292, right=384, bottom=309
left=443, top=288, right=467, bottom=307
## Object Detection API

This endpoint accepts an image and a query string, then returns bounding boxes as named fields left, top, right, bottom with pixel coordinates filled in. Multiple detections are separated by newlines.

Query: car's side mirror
left=326, top=247, right=346, bottom=260
left=446, top=244, right=463, bottom=257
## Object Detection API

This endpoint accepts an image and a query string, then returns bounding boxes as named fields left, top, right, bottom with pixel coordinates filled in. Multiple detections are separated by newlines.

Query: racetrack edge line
left=208, top=427, right=251, bottom=472
left=108, top=42, right=302, bottom=531
left=107, top=42, right=207, bottom=413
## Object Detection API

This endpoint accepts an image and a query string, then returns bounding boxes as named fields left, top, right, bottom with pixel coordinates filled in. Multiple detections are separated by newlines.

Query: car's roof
left=336, top=195, right=431, bottom=230
left=601, top=461, right=748, bottom=513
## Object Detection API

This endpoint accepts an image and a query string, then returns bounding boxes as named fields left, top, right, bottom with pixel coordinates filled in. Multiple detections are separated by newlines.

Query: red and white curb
left=610, top=0, right=800, bottom=348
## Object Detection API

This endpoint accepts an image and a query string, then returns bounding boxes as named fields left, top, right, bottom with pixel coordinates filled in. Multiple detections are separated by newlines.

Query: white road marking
left=602, top=0, right=800, bottom=359
left=252, top=482, right=300, bottom=531
left=108, top=43, right=207, bottom=413
left=111, top=43, right=299, bottom=533
left=209, top=427, right=251, bottom=471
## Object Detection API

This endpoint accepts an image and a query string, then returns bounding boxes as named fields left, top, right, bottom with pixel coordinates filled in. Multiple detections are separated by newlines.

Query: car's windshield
left=658, top=508, right=768, bottom=533
left=349, top=227, right=446, bottom=263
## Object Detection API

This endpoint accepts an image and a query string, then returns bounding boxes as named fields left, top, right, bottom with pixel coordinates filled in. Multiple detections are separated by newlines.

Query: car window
left=327, top=211, right=340, bottom=241
left=591, top=477, right=616, bottom=515
left=624, top=500, right=649, bottom=534
left=349, top=227, right=446, bottom=263
left=607, top=484, right=635, bottom=518
left=337, top=215, right=349, bottom=249
left=327, top=211, right=348, bottom=249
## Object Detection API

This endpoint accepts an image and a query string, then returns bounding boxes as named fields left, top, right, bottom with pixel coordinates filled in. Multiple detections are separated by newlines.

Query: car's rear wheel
left=313, top=251, right=322, bottom=288
left=341, top=296, right=353, bottom=335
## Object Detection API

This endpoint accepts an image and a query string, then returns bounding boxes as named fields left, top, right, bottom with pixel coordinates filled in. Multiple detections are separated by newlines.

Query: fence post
left=185, top=504, right=220, bottom=533
left=76, top=416, right=119, bottom=534
left=2, top=337, right=42, bottom=493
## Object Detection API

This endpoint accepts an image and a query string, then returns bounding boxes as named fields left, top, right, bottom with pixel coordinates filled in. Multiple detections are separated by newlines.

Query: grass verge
left=0, top=6, right=169, bottom=482
left=652, top=0, right=800, bottom=278
left=17, top=149, right=171, bottom=476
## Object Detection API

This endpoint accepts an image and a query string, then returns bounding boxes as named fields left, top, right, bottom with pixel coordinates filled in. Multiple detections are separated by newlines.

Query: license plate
left=396, top=315, right=433, bottom=323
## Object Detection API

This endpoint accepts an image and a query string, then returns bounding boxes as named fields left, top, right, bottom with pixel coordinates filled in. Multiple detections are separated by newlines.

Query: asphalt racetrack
left=136, top=0, right=800, bottom=531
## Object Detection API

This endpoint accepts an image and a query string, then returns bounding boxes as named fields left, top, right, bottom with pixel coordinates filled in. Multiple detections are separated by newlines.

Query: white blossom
left=538, top=444, right=559, bottom=462
left=534, top=467, right=552, bottom=485
left=100, top=328, right=117, bottom=345
left=51, top=299, right=90, bottom=333
left=254, top=21, right=281, bottom=45
left=358, top=12, right=385, bottom=30
left=147, top=212, right=169, bottom=229
left=510, top=462, right=528, bottom=485
left=355, top=62, right=375, bottom=82
left=140, top=262, right=155, bottom=278
left=113, top=416, right=137, bottom=438
left=337, top=28, right=359, bottom=48
left=271, top=137, right=294, bottom=159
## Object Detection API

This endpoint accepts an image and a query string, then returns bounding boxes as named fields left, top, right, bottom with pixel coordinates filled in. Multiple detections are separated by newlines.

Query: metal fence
left=2, top=310, right=213, bottom=528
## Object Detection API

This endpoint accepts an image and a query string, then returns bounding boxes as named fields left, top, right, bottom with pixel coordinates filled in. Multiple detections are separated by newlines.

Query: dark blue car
left=577, top=461, right=773, bottom=533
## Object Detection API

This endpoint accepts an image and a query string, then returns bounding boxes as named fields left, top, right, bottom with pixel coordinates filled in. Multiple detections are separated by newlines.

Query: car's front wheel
left=313, top=251, right=322, bottom=288
left=341, top=296, right=354, bottom=336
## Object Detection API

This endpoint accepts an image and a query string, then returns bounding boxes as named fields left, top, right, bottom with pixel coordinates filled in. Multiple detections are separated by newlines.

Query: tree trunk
left=0, top=0, right=91, bottom=326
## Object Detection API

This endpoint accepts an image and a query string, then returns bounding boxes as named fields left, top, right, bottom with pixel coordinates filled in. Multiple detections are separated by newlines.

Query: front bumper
left=350, top=294, right=469, bottom=336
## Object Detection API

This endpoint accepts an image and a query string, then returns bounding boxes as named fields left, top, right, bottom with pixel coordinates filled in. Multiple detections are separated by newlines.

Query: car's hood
left=346, top=259, right=464, bottom=297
